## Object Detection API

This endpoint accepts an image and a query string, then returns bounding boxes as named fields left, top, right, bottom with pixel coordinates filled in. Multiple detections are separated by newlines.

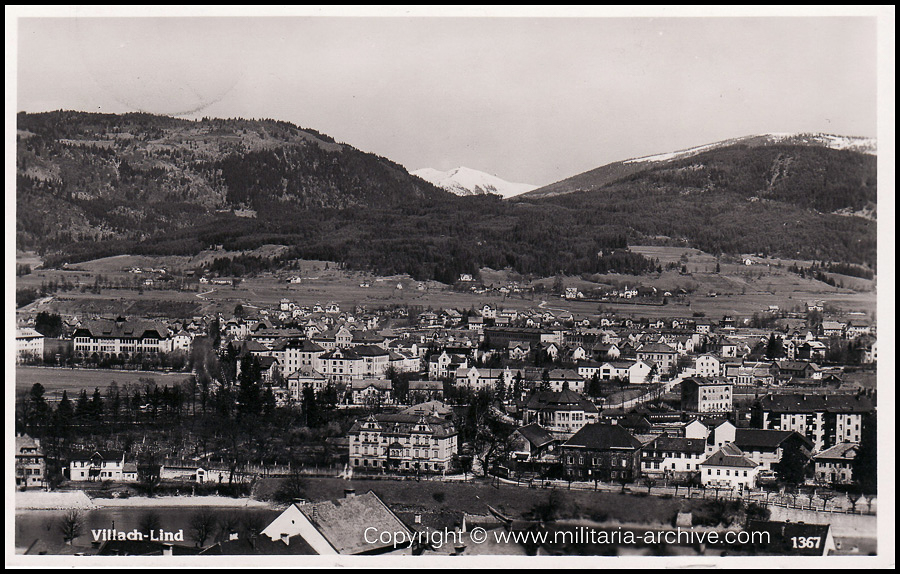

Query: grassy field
left=15, top=366, right=193, bottom=401
left=257, top=476, right=701, bottom=525
left=17, top=246, right=877, bottom=321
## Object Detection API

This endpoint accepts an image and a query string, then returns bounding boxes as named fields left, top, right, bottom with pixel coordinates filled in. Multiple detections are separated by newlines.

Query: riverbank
left=15, top=490, right=273, bottom=510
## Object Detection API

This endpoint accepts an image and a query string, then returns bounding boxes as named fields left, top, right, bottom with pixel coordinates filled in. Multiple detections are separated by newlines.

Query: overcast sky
left=12, top=9, right=883, bottom=187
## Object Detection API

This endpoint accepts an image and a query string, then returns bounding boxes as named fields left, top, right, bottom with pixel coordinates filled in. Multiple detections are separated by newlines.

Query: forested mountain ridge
left=16, top=112, right=877, bottom=279
left=17, top=110, right=449, bottom=248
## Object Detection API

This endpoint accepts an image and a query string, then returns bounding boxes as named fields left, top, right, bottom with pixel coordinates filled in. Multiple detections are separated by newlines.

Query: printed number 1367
left=791, top=536, right=821, bottom=549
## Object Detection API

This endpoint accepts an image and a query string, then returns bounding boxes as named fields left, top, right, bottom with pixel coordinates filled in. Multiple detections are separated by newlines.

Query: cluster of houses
left=17, top=299, right=876, bottom=492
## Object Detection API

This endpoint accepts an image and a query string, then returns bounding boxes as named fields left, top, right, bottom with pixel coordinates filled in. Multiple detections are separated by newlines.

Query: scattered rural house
left=68, top=450, right=127, bottom=481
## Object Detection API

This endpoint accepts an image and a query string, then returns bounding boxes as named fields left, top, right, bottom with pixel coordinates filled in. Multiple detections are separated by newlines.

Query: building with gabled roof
left=699, top=443, right=758, bottom=490
left=15, top=434, right=45, bottom=488
left=350, top=379, right=393, bottom=405
left=261, top=490, right=413, bottom=554
left=348, top=413, right=458, bottom=474
left=509, top=423, right=559, bottom=463
left=733, top=429, right=813, bottom=471
left=746, top=520, right=836, bottom=556
left=639, top=436, right=706, bottom=479
left=73, top=317, right=171, bottom=359
left=813, top=442, right=859, bottom=485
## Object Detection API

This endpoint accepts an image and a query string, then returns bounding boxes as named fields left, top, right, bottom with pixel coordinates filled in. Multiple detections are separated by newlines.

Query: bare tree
left=58, top=510, right=84, bottom=544
left=189, top=509, right=218, bottom=548
left=817, top=490, right=836, bottom=512
left=138, top=511, right=162, bottom=536
left=643, top=476, right=656, bottom=494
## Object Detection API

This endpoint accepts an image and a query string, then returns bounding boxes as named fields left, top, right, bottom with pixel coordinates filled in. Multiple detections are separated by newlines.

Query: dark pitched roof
left=759, top=393, right=874, bottom=414
left=199, top=535, right=316, bottom=555
left=525, top=389, right=598, bottom=413
left=564, top=423, right=642, bottom=450
left=648, top=436, right=706, bottom=454
left=746, top=520, right=832, bottom=556
left=515, top=423, right=555, bottom=448
left=74, top=318, right=169, bottom=339
left=295, top=491, right=411, bottom=554
left=734, top=429, right=813, bottom=451
left=701, top=445, right=757, bottom=468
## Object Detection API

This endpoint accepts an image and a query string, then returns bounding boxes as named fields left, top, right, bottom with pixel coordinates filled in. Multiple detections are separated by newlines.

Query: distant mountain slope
left=16, top=111, right=450, bottom=251
left=518, top=138, right=877, bottom=266
left=524, top=133, right=877, bottom=199
left=412, top=166, right=536, bottom=198
left=15, top=115, right=877, bottom=279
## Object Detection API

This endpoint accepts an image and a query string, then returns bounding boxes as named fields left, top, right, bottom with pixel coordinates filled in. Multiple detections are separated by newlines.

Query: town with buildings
left=14, top=292, right=879, bottom=557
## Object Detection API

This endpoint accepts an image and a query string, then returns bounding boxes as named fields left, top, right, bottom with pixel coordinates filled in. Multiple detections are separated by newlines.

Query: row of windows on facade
left=354, top=446, right=441, bottom=458
left=353, top=458, right=444, bottom=470
left=356, top=434, right=437, bottom=446
left=707, top=468, right=750, bottom=477
left=644, top=462, right=697, bottom=470
left=567, top=456, right=629, bottom=467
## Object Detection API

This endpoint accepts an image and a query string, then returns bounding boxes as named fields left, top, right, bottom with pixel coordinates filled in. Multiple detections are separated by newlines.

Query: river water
left=15, top=507, right=281, bottom=552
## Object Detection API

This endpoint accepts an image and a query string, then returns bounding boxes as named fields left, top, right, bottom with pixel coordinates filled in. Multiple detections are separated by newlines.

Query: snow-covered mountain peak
left=412, top=166, right=537, bottom=198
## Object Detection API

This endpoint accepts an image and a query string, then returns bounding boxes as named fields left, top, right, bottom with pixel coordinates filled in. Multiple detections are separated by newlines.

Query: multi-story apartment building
left=756, top=393, right=873, bottom=451
left=640, top=436, right=706, bottom=479
left=636, top=343, right=678, bottom=374
left=272, top=339, right=325, bottom=378
left=16, top=328, right=45, bottom=363
left=681, top=377, right=733, bottom=414
left=348, top=413, right=458, bottom=474
left=15, top=434, right=45, bottom=488
left=522, top=389, right=599, bottom=438
left=561, top=423, right=643, bottom=482
left=72, top=318, right=171, bottom=359
left=693, top=354, right=721, bottom=378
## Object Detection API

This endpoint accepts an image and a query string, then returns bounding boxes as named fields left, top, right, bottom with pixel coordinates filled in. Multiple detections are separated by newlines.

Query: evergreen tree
left=853, top=413, right=877, bottom=494
left=773, top=441, right=809, bottom=485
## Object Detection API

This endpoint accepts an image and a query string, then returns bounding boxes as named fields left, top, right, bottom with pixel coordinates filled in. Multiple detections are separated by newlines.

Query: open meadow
left=17, top=245, right=876, bottom=321
left=15, top=366, right=193, bottom=402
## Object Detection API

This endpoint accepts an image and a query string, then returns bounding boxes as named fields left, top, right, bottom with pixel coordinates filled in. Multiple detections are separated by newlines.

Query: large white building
left=757, top=394, right=873, bottom=451
left=72, top=318, right=171, bottom=360
left=348, top=413, right=458, bottom=474
left=16, top=327, right=45, bottom=363
left=681, top=377, right=733, bottom=413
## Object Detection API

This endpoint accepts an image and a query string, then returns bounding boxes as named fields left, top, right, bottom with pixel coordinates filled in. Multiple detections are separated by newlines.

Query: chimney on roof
left=344, top=487, right=356, bottom=499
left=162, top=543, right=173, bottom=556
left=414, top=513, right=422, bottom=524
left=280, top=533, right=290, bottom=545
